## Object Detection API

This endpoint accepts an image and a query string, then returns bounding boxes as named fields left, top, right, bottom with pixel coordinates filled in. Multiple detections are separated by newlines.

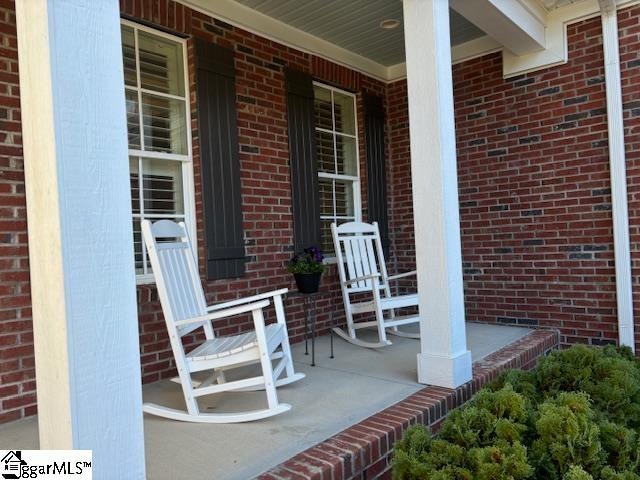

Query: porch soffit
left=181, top=0, right=636, bottom=82
left=232, top=0, right=485, bottom=66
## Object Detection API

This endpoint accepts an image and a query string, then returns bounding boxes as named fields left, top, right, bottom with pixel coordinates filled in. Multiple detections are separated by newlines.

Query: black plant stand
left=289, top=290, right=335, bottom=366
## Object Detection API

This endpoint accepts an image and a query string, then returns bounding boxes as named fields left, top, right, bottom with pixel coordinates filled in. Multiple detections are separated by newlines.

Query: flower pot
left=293, top=272, right=322, bottom=294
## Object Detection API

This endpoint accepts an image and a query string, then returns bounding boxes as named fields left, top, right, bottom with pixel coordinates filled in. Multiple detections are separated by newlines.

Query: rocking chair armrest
left=388, top=270, right=417, bottom=281
left=175, top=299, right=271, bottom=327
left=205, top=288, right=288, bottom=312
left=342, top=273, right=380, bottom=286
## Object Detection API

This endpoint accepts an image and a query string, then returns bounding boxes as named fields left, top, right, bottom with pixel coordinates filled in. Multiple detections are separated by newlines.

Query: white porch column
left=16, top=1, right=145, bottom=478
left=403, top=0, right=472, bottom=388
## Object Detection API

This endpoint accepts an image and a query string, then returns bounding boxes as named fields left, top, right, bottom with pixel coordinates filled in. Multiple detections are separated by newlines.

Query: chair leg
left=372, top=288, right=388, bottom=345
left=345, top=310, right=357, bottom=339
left=177, top=369, right=200, bottom=416
left=389, top=313, right=399, bottom=335
left=384, top=289, right=398, bottom=335
left=376, top=315, right=388, bottom=345
left=274, top=294, right=296, bottom=379
left=253, top=308, right=279, bottom=409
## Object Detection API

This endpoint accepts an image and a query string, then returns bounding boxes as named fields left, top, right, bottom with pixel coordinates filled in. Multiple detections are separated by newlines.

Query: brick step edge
left=258, top=329, right=559, bottom=480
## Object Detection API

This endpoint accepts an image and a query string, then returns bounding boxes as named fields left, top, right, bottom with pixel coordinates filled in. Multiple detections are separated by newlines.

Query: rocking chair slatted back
left=141, top=220, right=212, bottom=337
left=332, top=222, right=390, bottom=293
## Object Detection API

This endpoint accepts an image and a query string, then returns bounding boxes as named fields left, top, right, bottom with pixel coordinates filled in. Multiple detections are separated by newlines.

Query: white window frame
left=122, top=20, right=197, bottom=285
left=313, top=82, right=362, bottom=260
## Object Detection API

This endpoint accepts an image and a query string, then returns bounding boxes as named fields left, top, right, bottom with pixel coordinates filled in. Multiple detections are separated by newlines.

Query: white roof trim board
left=181, top=0, right=640, bottom=82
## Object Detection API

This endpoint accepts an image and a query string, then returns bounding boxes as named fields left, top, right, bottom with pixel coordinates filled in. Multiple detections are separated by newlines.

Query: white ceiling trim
left=450, top=0, right=547, bottom=55
left=386, top=35, right=504, bottom=82
left=503, top=0, right=640, bottom=77
left=180, top=0, right=391, bottom=82
left=392, top=0, right=640, bottom=82
left=386, top=63, right=407, bottom=82
left=180, top=0, right=640, bottom=83
left=181, top=0, right=505, bottom=83
left=520, top=0, right=551, bottom=23
left=452, top=35, right=504, bottom=65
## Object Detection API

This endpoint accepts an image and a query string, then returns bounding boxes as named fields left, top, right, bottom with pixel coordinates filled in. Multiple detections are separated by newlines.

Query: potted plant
left=287, top=246, right=325, bottom=293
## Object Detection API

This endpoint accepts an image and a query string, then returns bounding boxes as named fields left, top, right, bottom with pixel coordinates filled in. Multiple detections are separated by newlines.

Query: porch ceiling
left=231, top=0, right=485, bottom=66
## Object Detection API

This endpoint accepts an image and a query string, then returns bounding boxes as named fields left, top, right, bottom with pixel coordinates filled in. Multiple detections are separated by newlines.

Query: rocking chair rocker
left=141, top=219, right=304, bottom=423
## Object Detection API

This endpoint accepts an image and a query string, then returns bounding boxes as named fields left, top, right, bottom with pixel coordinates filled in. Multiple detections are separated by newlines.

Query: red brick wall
left=124, top=0, right=387, bottom=384
left=0, top=0, right=388, bottom=421
left=3, top=0, right=640, bottom=425
left=388, top=9, right=640, bottom=352
left=386, top=80, right=414, bottom=285
left=0, top=1, right=33, bottom=424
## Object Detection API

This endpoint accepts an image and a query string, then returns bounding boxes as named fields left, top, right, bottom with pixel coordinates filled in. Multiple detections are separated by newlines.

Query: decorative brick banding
left=259, top=329, right=559, bottom=480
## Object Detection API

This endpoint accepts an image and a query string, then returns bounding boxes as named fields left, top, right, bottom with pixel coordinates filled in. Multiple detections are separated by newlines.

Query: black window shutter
left=285, top=69, right=321, bottom=253
left=195, top=39, right=246, bottom=280
left=364, top=93, right=390, bottom=255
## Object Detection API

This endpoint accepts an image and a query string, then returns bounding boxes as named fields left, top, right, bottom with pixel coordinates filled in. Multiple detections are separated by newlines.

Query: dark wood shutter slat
left=364, top=93, right=390, bottom=255
left=286, top=69, right=321, bottom=253
left=196, top=39, right=246, bottom=280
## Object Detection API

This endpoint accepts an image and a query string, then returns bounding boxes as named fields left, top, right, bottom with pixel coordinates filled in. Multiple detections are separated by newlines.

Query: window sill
left=323, top=256, right=338, bottom=265
left=136, top=274, right=156, bottom=286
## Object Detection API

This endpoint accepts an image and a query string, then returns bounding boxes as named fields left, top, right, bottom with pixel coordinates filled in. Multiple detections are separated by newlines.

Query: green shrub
left=392, top=346, right=640, bottom=480
left=438, top=385, right=530, bottom=448
left=535, top=345, right=640, bottom=428
left=488, top=369, right=539, bottom=402
left=529, top=392, right=604, bottom=479
left=563, top=466, right=593, bottom=480
left=600, top=468, right=640, bottom=480
left=600, top=421, right=640, bottom=472
left=392, top=427, right=472, bottom=480
left=469, top=442, right=533, bottom=480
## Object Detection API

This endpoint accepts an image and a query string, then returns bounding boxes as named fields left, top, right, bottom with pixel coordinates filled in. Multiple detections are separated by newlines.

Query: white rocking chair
left=331, top=221, right=421, bottom=348
left=141, top=219, right=304, bottom=423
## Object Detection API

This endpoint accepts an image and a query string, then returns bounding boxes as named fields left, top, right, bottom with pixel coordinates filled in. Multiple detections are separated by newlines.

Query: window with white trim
left=313, top=83, right=361, bottom=254
left=121, top=22, right=194, bottom=281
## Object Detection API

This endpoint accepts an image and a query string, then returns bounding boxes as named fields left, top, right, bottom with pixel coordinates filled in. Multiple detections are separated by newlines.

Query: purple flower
left=292, top=246, right=324, bottom=265
left=287, top=245, right=325, bottom=274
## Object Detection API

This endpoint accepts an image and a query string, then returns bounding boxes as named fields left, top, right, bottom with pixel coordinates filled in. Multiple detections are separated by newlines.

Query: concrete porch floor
left=0, top=322, right=531, bottom=480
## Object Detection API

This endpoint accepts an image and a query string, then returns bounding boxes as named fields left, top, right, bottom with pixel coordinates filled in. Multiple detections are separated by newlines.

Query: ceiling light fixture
left=379, top=19, right=400, bottom=30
